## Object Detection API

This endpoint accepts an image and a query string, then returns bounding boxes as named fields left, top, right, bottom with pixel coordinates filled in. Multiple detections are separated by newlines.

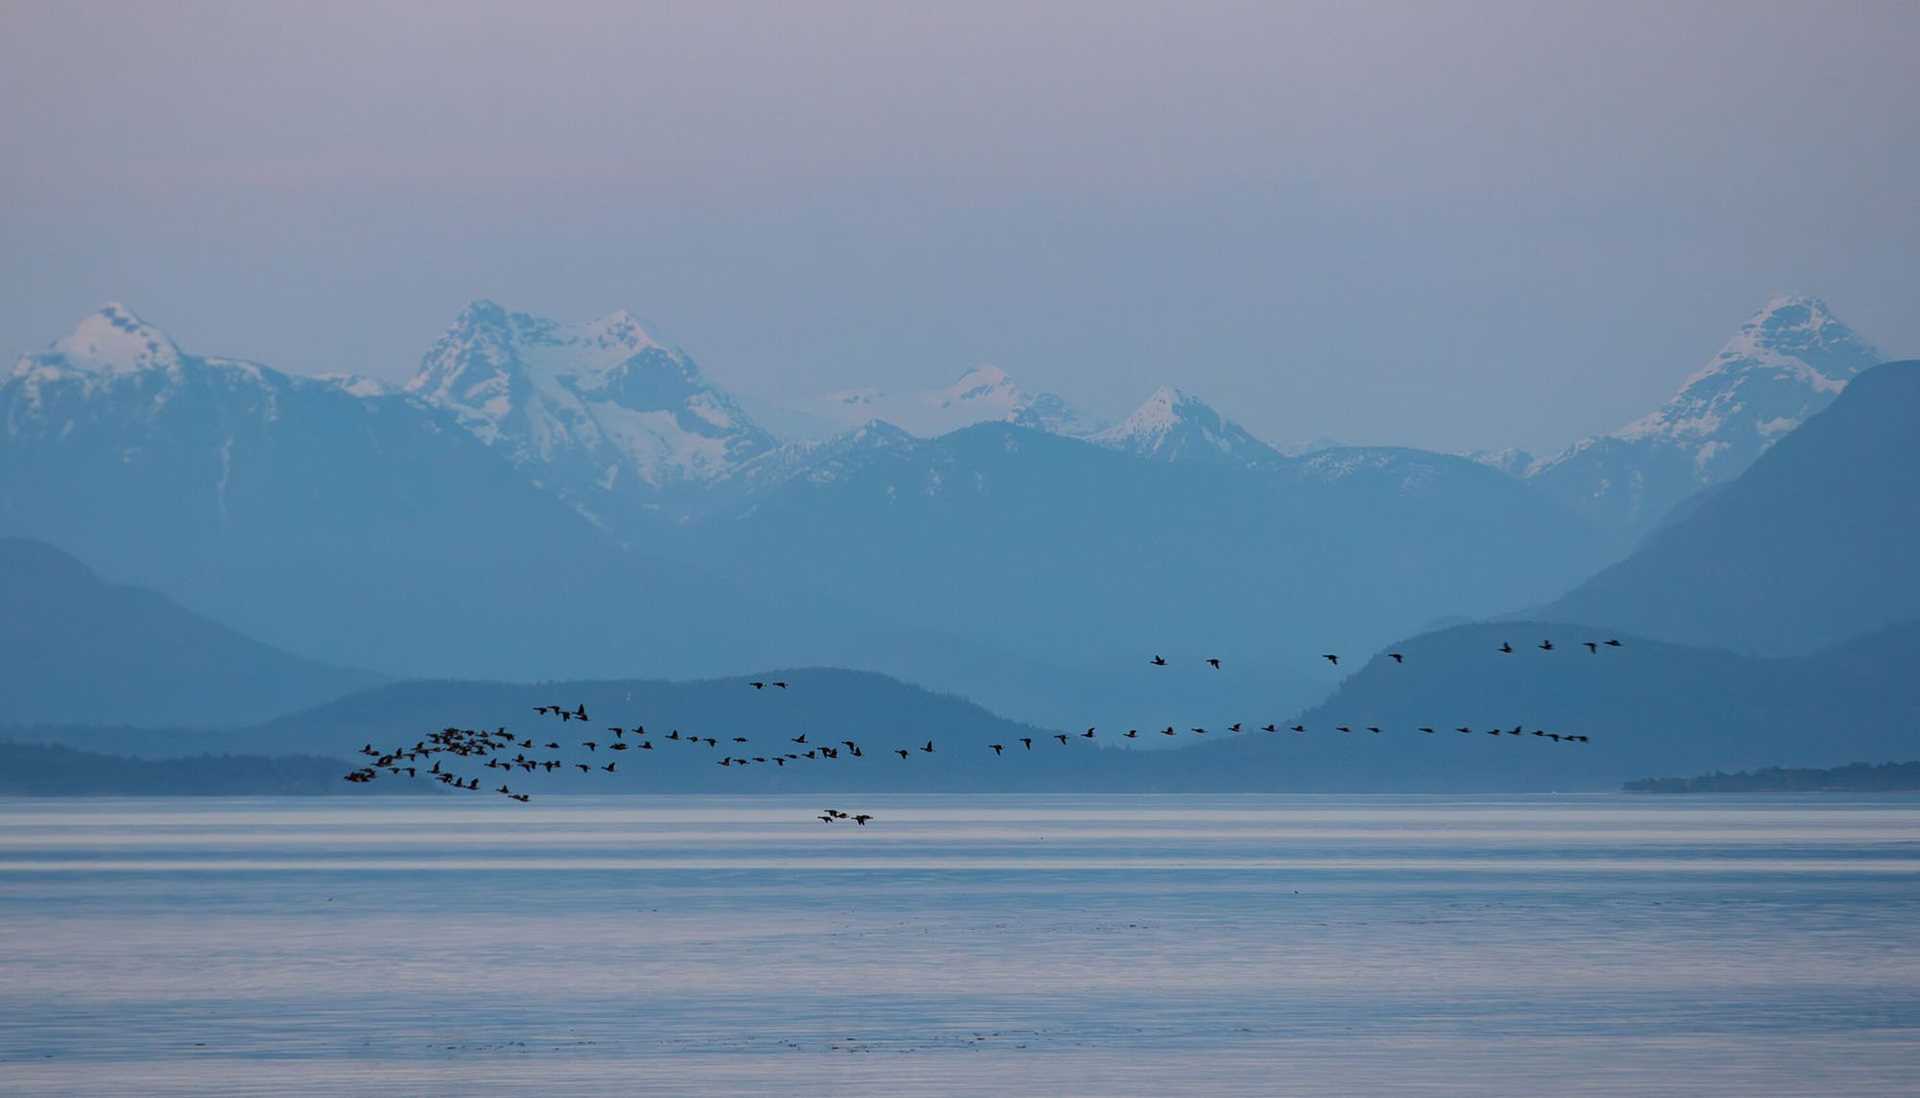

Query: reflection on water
left=3, top=795, right=1918, bottom=1096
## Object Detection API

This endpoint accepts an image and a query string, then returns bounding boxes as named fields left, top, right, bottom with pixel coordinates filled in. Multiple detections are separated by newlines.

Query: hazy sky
left=3, top=1, right=1915, bottom=451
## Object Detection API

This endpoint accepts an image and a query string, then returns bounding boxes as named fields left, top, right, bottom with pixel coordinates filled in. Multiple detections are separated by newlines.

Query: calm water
left=3, top=794, right=1918, bottom=1096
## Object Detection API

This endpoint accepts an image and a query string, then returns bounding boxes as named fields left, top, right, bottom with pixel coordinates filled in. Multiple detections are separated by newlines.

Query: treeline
left=1624, top=761, right=1920, bottom=793
left=0, top=741, right=402, bottom=795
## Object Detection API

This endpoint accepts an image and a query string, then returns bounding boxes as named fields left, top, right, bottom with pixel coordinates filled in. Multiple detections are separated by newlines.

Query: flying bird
left=1322, top=654, right=1340, bottom=666
left=1498, top=642, right=1513, bottom=654
left=1389, top=653, right=1404, bottom=663
left=990, top=744, right=1005, bottom=756
left=1150, top=655, right=1167, bottom=667
left=1206, top=658, right=1222, bottom=669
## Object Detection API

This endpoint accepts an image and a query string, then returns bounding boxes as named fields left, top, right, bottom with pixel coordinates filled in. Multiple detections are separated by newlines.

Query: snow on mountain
left=1527, top=294, right=1882, bottom=536
left=1088, top=386, right=1282, bottom=466
left=4, top=304, right=318, bottom=430
left=803, top=365, right=1098, bottom=438
left=404, top=301, right=777, bottom=517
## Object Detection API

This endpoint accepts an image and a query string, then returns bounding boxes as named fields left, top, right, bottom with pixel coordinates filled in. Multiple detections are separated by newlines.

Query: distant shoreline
left=1624, top=762, right=1920, bottom=794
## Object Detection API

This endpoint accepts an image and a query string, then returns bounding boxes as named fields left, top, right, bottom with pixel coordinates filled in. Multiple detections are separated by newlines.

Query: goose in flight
left=990, top=743, right=1005, bottom=756
left=1605, top=639, right=1622, bottom=647
left=853, top=814, right=872, bottom=826
left=1054, top=734, right=1071, bottom=745
left=751, top=681, right=766, bottom=689
left=921, top=740, right=936, bottom=753
left=1125, top=729, right=1140, bottom=738
left=1584, top=642, right=1599, bottom=654
left=1322, top=654, right=1340, bottom=666
left=1498, top=642, right=1513, bottom=654
left=1538, top=640, right=1554, bottom=652
left=1151, top=655, right=1168, bottom=667
left=895, top=749, right=911, bottom=759
left=1389, top=653, right=1404, bottom=663
left=1020, top=737, right=1034, bottom=750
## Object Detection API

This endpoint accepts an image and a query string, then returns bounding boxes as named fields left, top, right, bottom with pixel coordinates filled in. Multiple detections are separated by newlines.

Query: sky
left=2, top=0, right=1916, bottom=453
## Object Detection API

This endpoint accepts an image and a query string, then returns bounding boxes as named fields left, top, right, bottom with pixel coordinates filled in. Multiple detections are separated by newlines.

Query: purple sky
left=3, top=1, right=1916, bottom=451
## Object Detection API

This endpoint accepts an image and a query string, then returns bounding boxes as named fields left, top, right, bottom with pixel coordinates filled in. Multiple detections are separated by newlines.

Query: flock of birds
left=342, top=638, right=1622, bottom=820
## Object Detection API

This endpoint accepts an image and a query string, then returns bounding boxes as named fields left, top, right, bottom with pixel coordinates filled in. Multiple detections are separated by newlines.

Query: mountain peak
left=41, top=303, right=183, bottom=376
left=1527, top=293, right=1885, bottom=538
left=801, top=365, right=1096, bottom=438
left=404, top=301, right=774, bottom=502
left=1090, top=386, right=1278, bottom=465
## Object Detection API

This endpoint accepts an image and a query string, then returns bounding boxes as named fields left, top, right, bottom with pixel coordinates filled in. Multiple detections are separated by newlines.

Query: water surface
left=3, top=794, right=1917, bottom=1096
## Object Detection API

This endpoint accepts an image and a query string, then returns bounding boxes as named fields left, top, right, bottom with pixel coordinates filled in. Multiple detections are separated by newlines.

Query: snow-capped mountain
left=405, top=301, right=777, bottom=522
left=1525, top=295, right=1882, bottom=537
left=3, top=303, right=380, bottom=447
left=803, top=365, right=1098, bottom=439
left=1088, top=386, right=1281, bottom=467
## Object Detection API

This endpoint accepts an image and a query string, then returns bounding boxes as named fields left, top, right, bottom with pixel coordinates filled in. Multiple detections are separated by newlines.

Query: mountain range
left=0, top=295, right=1906, bottom=772
left=8, top=361, right=1916, bottom=792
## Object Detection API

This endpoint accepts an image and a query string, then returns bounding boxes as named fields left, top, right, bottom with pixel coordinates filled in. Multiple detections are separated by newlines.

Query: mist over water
left=5, top=794, right=1918, bottom=1096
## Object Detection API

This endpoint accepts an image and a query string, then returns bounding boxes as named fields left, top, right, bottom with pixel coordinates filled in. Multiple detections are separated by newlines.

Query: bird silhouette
left=1081, top=728, right=1097, bottom=739
left=1054, top=734, right=1070, bottom=745
left=792, top=734, right=808, bottom=744
left=1584, top=642, right=1599, bottom=654
left=818, top=814, right=834, bottom=823
left=921, top=740, right=935, bottom=753
left=895, top=749, right=910, bottom=759
left=1389, top=653, right=1404, bottom=663
left=1151, top=655, right=1167, bottom=667
left=1228, top=723, right=1242, bottom=733
left=1336, top=725, right=1352, bottom=734
left=853, top=814, right=872, bottom=826
left=1498, top=642, right=1513, bottom=654
left=1290, top=724, right=1305, bottom=733
left=1605, top=639, right=1622, bottom=647
left=1206, top=658, right=1222, bottom=669
left=1125, top=729, right=1140, bottom=738
left=773, top=681, right=789, bottom=689
left=990, top=744, right=1005, bottom=756
left=1322, top=654, right=1340, bottom=665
